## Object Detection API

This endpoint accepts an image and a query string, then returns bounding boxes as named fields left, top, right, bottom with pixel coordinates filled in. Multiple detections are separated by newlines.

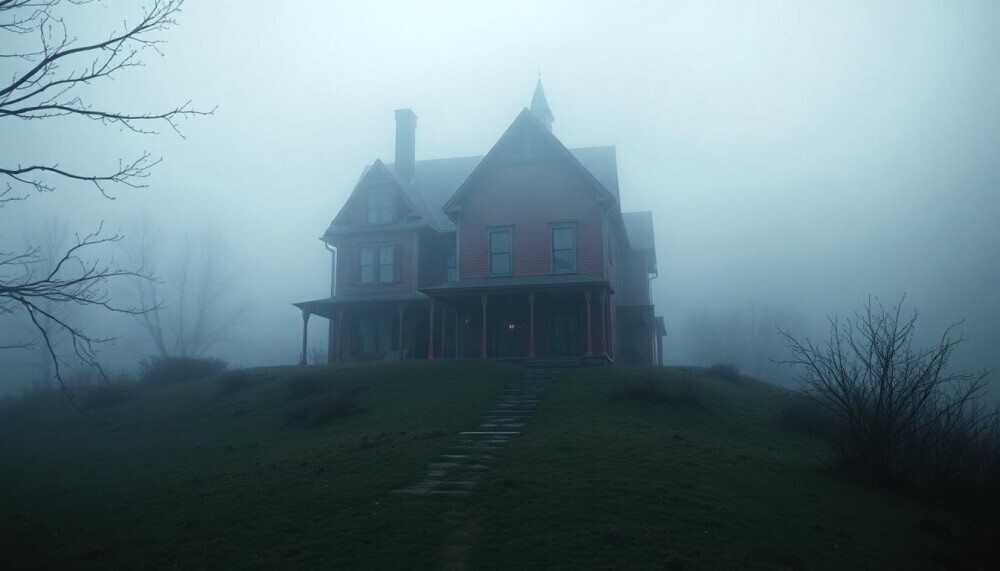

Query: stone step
left=428, top=480, right=477, bottom=488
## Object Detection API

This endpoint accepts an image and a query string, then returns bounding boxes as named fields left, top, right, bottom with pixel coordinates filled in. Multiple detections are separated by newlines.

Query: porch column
left=480, top=294, right=488, bottom=359
left=600, top=292, right=607, bottom=356
left=336, top=308, right=345, bottom=362
left=585, top=290, right=593, bottom=356
left=440, top=305, right=447, bottom=358
left=299, top=310, right=311, bottom=365
left=428, top=298, right=436, bottom=359
left=398, top=304, right=405, bottom=360
left=528, top=292, right=536, bottom=358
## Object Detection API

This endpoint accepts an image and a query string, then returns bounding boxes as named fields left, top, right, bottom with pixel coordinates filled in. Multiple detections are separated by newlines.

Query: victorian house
left=295, top=82, right=665, bottom=365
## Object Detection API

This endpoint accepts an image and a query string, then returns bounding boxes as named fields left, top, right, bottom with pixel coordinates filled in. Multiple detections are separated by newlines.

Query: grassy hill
left=0, top=361, right=940, bottom=569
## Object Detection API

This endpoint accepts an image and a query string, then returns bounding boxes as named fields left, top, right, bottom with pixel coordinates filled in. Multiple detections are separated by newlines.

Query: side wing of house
left=618, top=211, right=660, bottom=365
left=324, top=160, right=426, bottom=296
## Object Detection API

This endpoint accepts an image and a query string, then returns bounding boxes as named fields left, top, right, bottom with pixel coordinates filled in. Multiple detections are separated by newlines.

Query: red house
left=295, top=82, right=665, bottom=365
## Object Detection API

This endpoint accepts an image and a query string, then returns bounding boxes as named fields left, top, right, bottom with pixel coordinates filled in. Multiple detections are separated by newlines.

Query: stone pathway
left=394, top=366, right=555, bottom=496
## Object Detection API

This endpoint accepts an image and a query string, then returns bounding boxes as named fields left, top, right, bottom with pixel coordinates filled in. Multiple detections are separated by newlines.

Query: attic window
left=365, top=193, right=394, bottom=225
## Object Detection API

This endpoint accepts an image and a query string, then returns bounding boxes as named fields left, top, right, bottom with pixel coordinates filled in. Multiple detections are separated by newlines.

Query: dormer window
left=365, top=193, right=394, bottom=225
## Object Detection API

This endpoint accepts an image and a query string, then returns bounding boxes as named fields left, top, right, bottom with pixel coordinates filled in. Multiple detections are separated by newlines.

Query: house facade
left=295, top=82, right=664, bottom=365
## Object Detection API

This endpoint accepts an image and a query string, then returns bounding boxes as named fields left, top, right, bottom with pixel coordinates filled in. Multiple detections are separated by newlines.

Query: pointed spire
left=530, top=78, right=554, bottom=131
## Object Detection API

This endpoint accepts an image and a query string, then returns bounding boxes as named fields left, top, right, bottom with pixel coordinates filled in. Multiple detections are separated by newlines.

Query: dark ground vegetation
left=0, top=360, right=995, bottom=569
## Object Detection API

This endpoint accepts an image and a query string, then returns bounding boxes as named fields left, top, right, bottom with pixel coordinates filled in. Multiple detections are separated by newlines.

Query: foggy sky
left=2, top=1, right=997, bottom=392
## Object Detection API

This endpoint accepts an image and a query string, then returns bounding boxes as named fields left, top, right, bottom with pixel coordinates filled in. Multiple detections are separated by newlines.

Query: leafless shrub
left=140, top=356, right=226, bottom=386
left=611, top=376, right=702, bottom=406
left=283, top=387, right=364, bottom=426
left=81, top=384, right=134, bottom=410
left=705, top=363, right=741, bottom=382
left=779, top=297, right=997, bottom=510
left=611, top=377, right=670, bottom=402
left=216, top=369, right=253, bottom=395
left=286, top=373, right=327, bottom=400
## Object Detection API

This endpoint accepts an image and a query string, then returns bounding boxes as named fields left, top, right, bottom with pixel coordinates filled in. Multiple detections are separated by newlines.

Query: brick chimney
left=394, top=109, right=416, bottom=182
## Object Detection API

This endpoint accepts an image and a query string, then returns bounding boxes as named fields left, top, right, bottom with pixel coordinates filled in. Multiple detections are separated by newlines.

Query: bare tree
left=778, top=297, right=994, bottom=487
left=126, top=221, right=245, bottom=359
left=20, top=219, right=71, bottom=387
left=0, top=0, right=210, bottom=391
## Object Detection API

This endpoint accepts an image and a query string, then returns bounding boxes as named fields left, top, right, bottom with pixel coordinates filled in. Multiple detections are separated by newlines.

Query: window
left=359, top=244, right=394, bottom=284
left=445, top=248, right=457, bottom=282
left=552, top=224, right=576, bottom=273
left=365, top=193, right=394, bottom=225
left=489, top=228, right=512, bottom=275
left=378, top=245, right=394, bottom=283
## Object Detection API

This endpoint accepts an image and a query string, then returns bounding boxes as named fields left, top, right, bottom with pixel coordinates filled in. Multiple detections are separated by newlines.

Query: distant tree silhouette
left=126, top=220, right=246, bottom=359
left=0, top=1, right=210, bottom=393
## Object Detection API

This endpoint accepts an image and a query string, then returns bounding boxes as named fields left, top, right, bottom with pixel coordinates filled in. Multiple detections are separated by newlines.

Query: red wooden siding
left=457, top=160, right=606, bottom=279
left=332, top=229, right=418, bottom=295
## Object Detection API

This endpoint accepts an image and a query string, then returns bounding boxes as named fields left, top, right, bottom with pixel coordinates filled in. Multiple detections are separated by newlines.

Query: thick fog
left=1, top=1, right=997, bottom=394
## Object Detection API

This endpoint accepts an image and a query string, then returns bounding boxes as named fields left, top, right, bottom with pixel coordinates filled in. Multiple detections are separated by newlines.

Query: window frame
left=364, top=192, right=395, bottom=225
left=550, top=222, right=577, bottom=274
left=359, top=243, right=396, bottom=284
left=487, top=226, right=513, bottom=276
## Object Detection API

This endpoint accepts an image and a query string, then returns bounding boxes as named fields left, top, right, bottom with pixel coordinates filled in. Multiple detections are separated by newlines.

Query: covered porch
left=294, top=292, right=434, bottom=363
left=422, top=276, right=614, bottom=361
left=294, top=277, right=615, bottom=364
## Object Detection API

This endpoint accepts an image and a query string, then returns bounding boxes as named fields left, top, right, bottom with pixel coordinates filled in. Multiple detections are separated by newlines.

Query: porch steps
left=393, top=366, right=564, bottom=496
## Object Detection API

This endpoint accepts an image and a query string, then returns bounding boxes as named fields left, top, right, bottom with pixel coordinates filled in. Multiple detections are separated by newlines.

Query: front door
left=491, top=311, right=520, bottom=358
left=550, top=307, right=580, bottom=356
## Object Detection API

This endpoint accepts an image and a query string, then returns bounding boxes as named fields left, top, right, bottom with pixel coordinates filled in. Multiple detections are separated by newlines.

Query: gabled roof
left=328, top=148, right=619, bottom=236
left=329, top=159, right=430, bottom=230
left=325, top=108, right=625, bottom=238
left=443, top=108, right=618, bottom=213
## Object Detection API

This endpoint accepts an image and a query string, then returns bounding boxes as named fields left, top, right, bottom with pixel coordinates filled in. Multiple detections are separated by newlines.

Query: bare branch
left=0, top=0, right=213, bottom=199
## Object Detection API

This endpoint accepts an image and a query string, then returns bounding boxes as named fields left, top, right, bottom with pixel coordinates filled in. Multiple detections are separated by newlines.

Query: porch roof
left=421, top=274, right=611, bottom=296
left=294, top=291, right=428, bottom=318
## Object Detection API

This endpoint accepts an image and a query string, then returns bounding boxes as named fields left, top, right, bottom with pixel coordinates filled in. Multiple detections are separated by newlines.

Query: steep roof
left=530, top=79, right=554, bottom=130
left=443, top=108, right=619, bottom=214
left=622, top=211, right=655, bottom=250
left=365, top=145, right=618, bottom=233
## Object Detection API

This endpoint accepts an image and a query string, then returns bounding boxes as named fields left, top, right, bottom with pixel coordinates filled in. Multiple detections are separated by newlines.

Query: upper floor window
left=552, top=224, right=576, bottom=273
left=360, top=244, right=395, bottom=284
left=365, top=193, right=394, bottom=225
left=489, top=228, right=512, bottom=275
left=445, top=248, right=457, bottom=282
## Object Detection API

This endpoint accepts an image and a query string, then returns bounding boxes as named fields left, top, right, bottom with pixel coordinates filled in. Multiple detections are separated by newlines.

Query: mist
left=1, top=0, right=997, bottom=394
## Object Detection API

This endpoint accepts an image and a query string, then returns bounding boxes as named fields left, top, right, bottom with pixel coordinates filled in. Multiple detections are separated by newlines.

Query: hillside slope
left=470, top=366, right=930, bottom=569
left=0, top=362, right=933, bottom=569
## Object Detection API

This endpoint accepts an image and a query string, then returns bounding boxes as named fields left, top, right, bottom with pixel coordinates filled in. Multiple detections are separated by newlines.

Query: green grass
left=470, top=367, right=931, bottom=569
left=0, top=362, right=940, bottom=569
left=0, top=361, right=518, bottom=569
